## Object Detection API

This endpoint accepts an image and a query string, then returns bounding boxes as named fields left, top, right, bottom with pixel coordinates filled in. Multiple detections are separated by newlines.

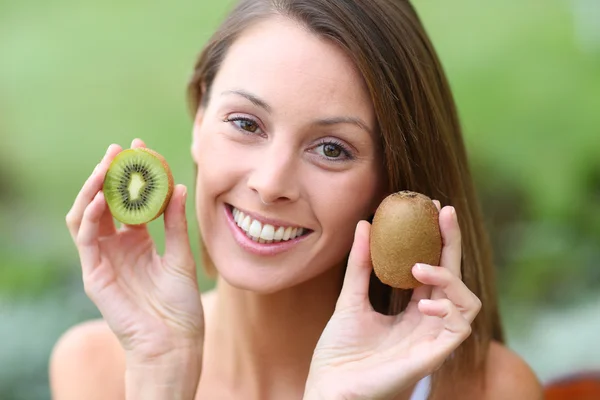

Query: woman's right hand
left=65, top=139, right=204, bottom=376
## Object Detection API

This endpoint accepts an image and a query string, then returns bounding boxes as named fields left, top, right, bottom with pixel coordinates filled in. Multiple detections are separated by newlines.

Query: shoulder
left=49, top=290, right=217, bottom=399
left=49, top=318, right=125, bottom=399
left=436, top=340, right=543, bottom=400
left=475, top=340, right=543, bottom=400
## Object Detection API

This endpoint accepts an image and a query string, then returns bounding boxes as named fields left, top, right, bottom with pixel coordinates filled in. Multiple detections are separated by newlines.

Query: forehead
left=211, top=16, right=374, bottom=125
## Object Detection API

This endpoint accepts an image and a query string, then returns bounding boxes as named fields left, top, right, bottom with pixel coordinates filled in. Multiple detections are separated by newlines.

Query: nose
left=247, top=143, right=300, bottom=205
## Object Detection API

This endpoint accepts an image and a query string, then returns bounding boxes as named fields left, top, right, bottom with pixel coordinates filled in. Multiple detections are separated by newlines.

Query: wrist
left=125, top=348, right=202, bottom=400
left=304, top=375, right=346, bottom=400
left=125, top=335, right=203, bottom=364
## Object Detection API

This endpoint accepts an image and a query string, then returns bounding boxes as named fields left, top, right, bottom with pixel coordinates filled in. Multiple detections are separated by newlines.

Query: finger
left=163, top=185, right=196, bottom=276
left=66, top=144, right=123, bottom=241
left=336, top=220, right=373, bottom=311
left=409, top=284, right=433, bottom=303
left=439, top=206, right=462, bottom=278
left=77, top=191, right=107, bottom=274
left=432, top=200, right=441, bottom=211
left=97, top=201, right=117, bottom=237
left=413, top=264, right=481, bottom=323
left=418, top=298, right=472, bottom=344
left=131, top=138, right=147, bottom=148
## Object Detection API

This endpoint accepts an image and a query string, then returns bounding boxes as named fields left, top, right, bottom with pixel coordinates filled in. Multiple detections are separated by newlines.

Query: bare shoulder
left=479, top=340, right=543, bottom=400
left=49, top=289, right=217, bottom=400
left=49, top=318, right=125, bottom=400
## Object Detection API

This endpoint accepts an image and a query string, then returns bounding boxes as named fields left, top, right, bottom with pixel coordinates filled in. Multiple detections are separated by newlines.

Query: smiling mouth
left=226, top=204, right=312, bottom=244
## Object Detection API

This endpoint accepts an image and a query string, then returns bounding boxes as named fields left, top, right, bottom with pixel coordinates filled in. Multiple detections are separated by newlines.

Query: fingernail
left=182, top=187, right=187, bottom=202
left=416, top=263, right=433, bottom=271
left=419, top=299, right=434, bottom=306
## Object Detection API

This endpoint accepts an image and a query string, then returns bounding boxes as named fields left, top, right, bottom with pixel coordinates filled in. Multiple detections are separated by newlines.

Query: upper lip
left=228, top=204, right=309, bottom=230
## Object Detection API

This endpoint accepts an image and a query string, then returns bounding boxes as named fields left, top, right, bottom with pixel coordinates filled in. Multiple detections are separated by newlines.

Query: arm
left=481, top=341, right=543, bottom=400
left=61, top=139, right=205, bottom=400
left=125, top=348, right=202, bottom=400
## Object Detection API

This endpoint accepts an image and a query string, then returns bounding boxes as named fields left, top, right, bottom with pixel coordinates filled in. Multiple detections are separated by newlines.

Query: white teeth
left=231, top=206, right=306, bottom=243
left=274, top=226, right=285, bottom=241
left=249, top=219, right=262, bottom=237
left=241, top=215, right=252, bottom=232
left=235, top=210, right=243, bottom=224
left=260, top=224, right=275, bottom=240
left=282, top=227, right=292, bottom=240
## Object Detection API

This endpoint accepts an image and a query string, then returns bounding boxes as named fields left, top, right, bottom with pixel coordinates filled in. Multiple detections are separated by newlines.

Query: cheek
left=194, top=126, right=236, bottom=190
left=311, top=168, right=381, bottom=241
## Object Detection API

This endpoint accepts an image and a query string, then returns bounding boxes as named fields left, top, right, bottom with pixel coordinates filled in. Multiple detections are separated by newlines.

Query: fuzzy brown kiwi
left=103, top=147, right=174, bottom=225
left=370, top=191, right=442, bottom=289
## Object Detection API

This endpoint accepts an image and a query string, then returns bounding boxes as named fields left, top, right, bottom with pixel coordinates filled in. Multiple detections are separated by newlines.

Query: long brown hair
left=187, top=0, right=504, bottom=397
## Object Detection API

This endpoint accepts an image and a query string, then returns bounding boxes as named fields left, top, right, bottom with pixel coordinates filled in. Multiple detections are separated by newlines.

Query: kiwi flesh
left=103, top=148, right=174, bottom=225
left=370, top=191, right=442, bottom=289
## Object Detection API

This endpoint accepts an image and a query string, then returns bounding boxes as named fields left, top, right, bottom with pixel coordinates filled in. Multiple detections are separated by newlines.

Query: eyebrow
left=222, top=89, right=272, bottom=113
left=222, top=89, right=372, bottom=134
left=314, top=116, right=372, bottom=134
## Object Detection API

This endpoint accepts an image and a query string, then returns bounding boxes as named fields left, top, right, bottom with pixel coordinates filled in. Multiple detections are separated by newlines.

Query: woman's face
left=192, top=16, right=385, bottom=293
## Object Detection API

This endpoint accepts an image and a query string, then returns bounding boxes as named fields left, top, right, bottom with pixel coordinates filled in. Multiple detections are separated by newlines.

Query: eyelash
left=224, top=115, right=355, bottom=162
left=224, top=116, right=264, bottom=136
left=313, top=138, right=354, bottom=161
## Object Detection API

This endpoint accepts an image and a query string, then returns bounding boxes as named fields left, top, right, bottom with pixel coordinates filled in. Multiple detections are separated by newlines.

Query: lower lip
left=223, top=205, right=311, bottom=256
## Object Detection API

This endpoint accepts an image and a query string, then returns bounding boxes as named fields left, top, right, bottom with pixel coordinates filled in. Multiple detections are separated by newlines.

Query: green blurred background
left=1, top=0, right=599, bottom=398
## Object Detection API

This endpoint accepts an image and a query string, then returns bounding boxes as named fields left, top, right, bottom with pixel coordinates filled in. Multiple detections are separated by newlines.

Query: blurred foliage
left=0, top=0, right=599, bottom=399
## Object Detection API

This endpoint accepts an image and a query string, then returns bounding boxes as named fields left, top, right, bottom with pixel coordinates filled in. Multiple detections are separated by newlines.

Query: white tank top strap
left=409, top=375, right=431, bottom=400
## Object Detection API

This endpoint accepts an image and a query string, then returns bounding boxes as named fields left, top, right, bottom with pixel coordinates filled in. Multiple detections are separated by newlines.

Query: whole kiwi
left=370, top=191, right=442, bottom=289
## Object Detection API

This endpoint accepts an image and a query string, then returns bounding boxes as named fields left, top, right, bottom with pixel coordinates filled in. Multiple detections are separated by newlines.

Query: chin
left=213, top=257, right=319, bottom=294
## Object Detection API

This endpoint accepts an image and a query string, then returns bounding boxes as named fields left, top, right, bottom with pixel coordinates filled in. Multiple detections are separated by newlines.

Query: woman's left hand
left=304, top=205, right=481, bottom=400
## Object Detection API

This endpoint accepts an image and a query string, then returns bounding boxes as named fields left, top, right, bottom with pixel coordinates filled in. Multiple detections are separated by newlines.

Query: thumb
left=336, top=220, right=373, bottom=311
left=163, top=184, right=196, bottom=275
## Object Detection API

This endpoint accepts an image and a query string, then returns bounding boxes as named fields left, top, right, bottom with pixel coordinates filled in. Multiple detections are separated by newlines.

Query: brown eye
left=323, top=143, right=342, bottom=158
left=226, top=116, right=262, bottom=134
left=237, top=119, right=258, bottom=133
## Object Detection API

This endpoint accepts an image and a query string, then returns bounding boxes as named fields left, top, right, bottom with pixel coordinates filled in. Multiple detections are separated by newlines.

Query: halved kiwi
left=103, top=148, right=174, bottom=225
left=370, top=191, right=442, bottom=289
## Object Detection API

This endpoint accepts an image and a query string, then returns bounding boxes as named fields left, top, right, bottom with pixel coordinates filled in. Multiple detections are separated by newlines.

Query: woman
left=51, top=0, right=543, bottom=399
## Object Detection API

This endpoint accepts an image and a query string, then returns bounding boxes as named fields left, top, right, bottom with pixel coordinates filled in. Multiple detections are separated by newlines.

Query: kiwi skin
left=103, top=147, right=174, bottom=225
left=369, top=191, right=442, bottom=289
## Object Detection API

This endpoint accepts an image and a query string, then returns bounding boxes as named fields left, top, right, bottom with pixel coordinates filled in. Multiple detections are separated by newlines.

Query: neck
left=203, top=264, right=345, bottom=400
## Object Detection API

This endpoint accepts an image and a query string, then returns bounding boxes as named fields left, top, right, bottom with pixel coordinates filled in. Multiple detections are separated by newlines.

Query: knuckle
left=462, top=323, right=473, bottom=339
left=439, top=267, right=453, bottom=281
left=440, top=298, right=454, bottom=310
left=473, top=296, right=482, bottom=312
left=65, top=211, right=76, bottom=228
